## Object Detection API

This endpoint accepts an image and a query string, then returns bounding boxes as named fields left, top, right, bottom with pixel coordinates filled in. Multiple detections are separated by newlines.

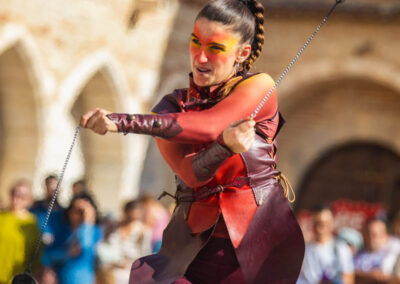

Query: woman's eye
left=210, top=45, right=225, bottom=52
left=191, top=38, right=201, bottom=45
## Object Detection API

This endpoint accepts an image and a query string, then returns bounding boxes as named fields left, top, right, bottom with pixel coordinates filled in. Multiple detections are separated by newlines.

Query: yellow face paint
left=190, top=18, right=243, bottom=87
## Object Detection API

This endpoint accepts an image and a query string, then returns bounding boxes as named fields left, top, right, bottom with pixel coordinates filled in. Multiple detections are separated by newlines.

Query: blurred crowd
left=1, top=175, right=400, bottom=284
left=297, top=205, right=400, bottom=284
left=0, top=175, right=171, bottom=284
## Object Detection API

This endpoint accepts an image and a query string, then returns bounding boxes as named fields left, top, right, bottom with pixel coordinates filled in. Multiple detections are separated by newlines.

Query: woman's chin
left=193, top=76, right=214, bottom=87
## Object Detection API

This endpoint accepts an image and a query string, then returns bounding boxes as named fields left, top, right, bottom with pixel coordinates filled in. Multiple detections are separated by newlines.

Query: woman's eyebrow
left=191, top=33, right=199, bottom=39
left=208, top=42, right=226, bottom=49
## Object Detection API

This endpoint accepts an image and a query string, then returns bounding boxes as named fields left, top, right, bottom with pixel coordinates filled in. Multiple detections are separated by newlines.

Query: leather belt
left=175, top=176, right=249, bottom=203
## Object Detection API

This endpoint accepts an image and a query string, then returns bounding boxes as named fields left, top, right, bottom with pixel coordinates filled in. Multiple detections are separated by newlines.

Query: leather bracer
left=106, top=113, right=183, bottom=139
left=192, top=135, right=234, bottom=181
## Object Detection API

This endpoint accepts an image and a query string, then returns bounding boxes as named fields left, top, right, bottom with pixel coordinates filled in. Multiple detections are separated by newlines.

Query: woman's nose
left=196, top=49, right=208, bottom=64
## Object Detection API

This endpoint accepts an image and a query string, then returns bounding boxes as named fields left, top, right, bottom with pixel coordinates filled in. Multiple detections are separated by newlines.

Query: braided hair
left=196, top=0, right=265, bottom=73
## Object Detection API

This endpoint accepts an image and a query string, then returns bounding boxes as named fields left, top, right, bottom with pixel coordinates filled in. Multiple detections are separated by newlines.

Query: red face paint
left=190, top=18, right=241, bottom=87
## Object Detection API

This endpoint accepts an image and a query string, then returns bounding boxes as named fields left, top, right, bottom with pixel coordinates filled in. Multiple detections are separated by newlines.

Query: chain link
left=251, top=0, right=343, bottom=119
left=26, top=126, right=81, bottom=273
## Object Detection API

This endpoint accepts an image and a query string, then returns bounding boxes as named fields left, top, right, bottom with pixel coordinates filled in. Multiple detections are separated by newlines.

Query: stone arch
left=0, top=25, right=49, bottom=202
left=63, top=50, right=133, bottom=212
left=276, top=60, right=400, bottom=206
left=295, top=142, right=400, bottom=218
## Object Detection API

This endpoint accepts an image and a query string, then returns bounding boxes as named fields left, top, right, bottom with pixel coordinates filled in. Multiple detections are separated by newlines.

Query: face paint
left=190, top=18, right=242, bottom=87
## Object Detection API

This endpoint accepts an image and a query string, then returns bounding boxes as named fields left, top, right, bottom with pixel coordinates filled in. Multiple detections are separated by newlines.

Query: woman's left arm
left=81, top=73, right=276, bottom=144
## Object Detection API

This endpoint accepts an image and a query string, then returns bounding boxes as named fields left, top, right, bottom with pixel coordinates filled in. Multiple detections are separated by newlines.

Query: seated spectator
left=355, top=217, right=400, bottom=283
left=297, top=205, right=354, bottom=284
left=139, top=195, right=170, bottom=253
left=0, top=180, right=40, bottom=283
left=97, top=200, right=152, bottom=284
left=43, top=192, right=102, bottom=284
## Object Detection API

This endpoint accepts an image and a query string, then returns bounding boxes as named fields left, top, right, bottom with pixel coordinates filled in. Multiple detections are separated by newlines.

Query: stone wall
left=0, top=0, right=178, bottom=213
left=141, top=0, right=400, bottom=211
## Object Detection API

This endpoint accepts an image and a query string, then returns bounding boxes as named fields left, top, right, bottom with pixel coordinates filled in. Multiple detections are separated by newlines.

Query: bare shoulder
left=235, top=73, right=275, bottom=92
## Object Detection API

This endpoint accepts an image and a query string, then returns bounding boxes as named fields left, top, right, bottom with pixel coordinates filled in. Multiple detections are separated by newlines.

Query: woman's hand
left=75, top=199, right=96, bottom=224
left=80, top=108, right=118, bottom=135
left=222, top=118, right=255, bottom=153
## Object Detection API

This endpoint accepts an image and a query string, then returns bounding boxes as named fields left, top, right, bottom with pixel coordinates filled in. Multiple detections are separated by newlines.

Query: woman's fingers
left=80, top=109, right=98, bottom=128
left=223, top=118, right=255, bottom=153
left=80, top=108, right=117, bottom=134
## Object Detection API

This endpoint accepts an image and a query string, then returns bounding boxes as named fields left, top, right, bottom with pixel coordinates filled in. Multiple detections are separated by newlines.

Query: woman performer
left=81, top=0, right=305, bottom=283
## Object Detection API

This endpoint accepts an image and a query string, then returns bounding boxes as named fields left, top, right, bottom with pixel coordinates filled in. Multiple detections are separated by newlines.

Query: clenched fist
left=222, top=118, right=255, bottom=153
left=80, top=108, right=118, bottom=135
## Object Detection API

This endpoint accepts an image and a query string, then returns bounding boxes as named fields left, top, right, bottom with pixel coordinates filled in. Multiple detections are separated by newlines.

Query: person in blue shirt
left=43, top=192, right=103, bottom=284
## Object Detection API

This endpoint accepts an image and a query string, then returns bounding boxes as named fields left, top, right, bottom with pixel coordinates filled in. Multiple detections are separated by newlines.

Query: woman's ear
left=237, top=44, right=252, bottom=63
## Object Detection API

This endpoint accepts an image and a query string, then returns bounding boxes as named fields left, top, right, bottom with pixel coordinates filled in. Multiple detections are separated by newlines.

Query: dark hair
left=73, top=179, right=86, bottom=188
left=123, top=200, right=141, bottom=213
left=197, top=0, right=265, bottom=72
left=311, top=204, right=332, bottom=214
left=45, top=174, right=58, bottom=184
left=364, top=216, right=389, bottom=232
left=67, top=192, right=100, bottom=224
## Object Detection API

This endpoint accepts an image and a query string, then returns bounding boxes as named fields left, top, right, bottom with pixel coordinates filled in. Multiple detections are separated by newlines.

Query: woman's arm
left=156, top=119, right=255, bottom=188
left=81, top=73, right=276, bottom=144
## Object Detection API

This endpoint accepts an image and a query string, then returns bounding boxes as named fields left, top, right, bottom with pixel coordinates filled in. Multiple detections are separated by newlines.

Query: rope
left=275, top=173, right=296, bottom=203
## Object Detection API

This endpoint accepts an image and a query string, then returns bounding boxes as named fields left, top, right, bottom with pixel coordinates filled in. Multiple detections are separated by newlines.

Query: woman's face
left=68, top=201, right=84, bottom=227
left=190, top=18, right=250, bottom=87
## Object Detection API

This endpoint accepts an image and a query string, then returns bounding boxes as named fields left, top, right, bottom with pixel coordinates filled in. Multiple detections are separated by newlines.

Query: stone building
left=141, top=0, right=400, bottom=219
left=0, top=0, right=178, bottom=212
left=0, top=0, right=399, bottom=217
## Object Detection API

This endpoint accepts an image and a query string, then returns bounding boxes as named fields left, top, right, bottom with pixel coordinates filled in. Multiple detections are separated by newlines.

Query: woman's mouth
left=196, top=67, right=211, bottom=74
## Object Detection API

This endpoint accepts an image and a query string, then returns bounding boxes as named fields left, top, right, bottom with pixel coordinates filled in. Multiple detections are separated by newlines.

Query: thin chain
left=26, top=126, right=81, bottom=273
left=251, top=0, right=344, bottom=119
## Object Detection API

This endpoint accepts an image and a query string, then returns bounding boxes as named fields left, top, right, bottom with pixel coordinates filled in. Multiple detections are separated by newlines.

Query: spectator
left=72, top=179, right=88, bottom=197
left=30, top=175, right=64, bottom=246
left=30, top=174, right=66, bottom=283
left=354, top=217, right=400, bottom=283
left=297, top=205, right=354, bottom=284
left=43, top=192, right=102, bottom=284
left=337, top=227, right=364, bottom=256
left=139, top=195, right=170, bottom=253
left=392, top=212, right=400, bottom=240
left=391, top=255, right=400, bottom=283
left=97, top=200, right=152, bottom=284
left=0, top=180, right=40, bottom=284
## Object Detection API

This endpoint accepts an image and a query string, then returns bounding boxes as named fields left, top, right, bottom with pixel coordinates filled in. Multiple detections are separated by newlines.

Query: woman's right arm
left=81, top=73, right=276, bottom=144
left=156, top=118, right=255, bottom=188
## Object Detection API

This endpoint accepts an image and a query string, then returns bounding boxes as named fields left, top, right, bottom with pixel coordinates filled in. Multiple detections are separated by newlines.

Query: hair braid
left=242, top=0, right=265, bottom=72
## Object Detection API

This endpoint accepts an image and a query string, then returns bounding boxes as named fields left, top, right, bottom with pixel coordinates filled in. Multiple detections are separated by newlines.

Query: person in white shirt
left=297, top=205, right=354, bottom=284
left=355, top=217, right=400, bottom=283
left=97, top=200, right=152, bottom=284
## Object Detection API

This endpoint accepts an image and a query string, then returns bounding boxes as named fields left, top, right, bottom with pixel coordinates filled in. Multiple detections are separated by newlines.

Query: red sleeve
left=155, top=139, right=205, bottom=188
left=154, top=73, right=277, bottom=187
left=167, top=73, right=277, bottom=144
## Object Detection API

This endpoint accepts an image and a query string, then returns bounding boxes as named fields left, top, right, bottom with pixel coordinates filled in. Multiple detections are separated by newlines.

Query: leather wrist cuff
left=106, top=113, right=182, bottom=139
left=192, top=134, right=234, bottom=181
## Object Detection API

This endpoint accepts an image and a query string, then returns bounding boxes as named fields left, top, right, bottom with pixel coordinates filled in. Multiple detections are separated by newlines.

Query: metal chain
left=251, top=0, right=344, bottom=119
left=26, top=126, right=81, bottom=273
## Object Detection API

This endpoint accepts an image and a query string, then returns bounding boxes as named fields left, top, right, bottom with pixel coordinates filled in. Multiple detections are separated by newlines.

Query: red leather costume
left=108, top=73, right=305, bottom=283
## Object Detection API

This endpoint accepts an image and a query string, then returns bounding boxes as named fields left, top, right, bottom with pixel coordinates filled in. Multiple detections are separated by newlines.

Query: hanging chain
left=26, top=126, right=81, bottom=274
left=21, top=0, right=345, bottom=275
left=251, top=0, right=344, bottom=119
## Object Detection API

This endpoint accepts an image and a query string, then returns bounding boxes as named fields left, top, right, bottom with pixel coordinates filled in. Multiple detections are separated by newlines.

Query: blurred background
left=0, top=0, right=399, bottom=283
